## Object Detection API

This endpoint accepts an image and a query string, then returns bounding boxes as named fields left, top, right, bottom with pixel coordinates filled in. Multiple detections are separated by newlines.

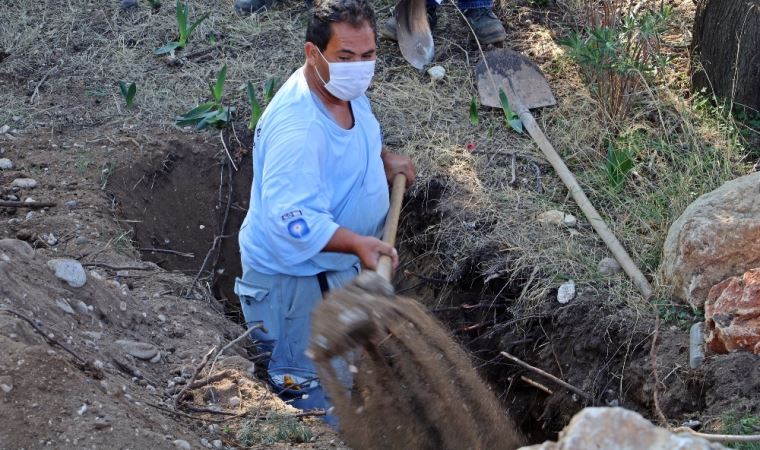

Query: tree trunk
left=691, top=0, right=760, bottom=111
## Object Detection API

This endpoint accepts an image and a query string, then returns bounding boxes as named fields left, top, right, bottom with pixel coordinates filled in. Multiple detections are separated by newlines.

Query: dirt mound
left=311, top=273, right=524, bottom=450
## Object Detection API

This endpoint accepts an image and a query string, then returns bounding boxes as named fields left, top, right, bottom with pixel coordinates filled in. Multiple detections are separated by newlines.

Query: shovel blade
left=476, top=48, right=556, bottom=109
left=395, top=0, right=434, bottom=69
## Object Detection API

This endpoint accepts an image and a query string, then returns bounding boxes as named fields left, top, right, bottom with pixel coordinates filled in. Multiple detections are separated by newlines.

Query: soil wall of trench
left=108, top=138, right=760, bottom=444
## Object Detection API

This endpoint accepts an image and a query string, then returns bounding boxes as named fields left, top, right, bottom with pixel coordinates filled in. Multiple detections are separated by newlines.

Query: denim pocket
left=239, top=286, right=279, bottom=355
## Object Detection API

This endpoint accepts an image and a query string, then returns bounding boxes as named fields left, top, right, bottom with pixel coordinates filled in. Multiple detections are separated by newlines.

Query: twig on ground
left=520, top=375, right=553, bottom=395
left=0, top=201, right=56, bottom=208
left=650, top=308, right=668, bottom=425
left=81, top=262, right=156, bottom=271
left=220, top=130, right=238, bottom=171
left=183, top=404, right=239, bottom=416
left=30, top=67, right=55, bottom=104
left=207, top=324, right=265, bottom=376
left=138, top=248, right=194, bottom=258
left=175, top=346, right=217, bottom=410
left=671, top=427, right=760, bottom=443
left=145, top=401, right=231, bottom=423
left=187, top=370, right=235, bottom=390
left=500, top=351, right=593, bottom=402
left=509, top=152, right=517, bottom=185
left=3, top=309, right=86, bottom=364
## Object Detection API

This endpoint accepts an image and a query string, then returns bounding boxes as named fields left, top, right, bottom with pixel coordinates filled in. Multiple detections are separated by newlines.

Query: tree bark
left=691, top=0, right=760, bottom=111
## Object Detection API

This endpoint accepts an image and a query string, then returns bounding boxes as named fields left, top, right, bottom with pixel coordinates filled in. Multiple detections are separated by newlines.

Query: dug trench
left=108, top=138, right=759, bottom=446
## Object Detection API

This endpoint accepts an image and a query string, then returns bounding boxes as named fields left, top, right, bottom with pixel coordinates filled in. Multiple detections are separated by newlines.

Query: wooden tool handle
left=518, top=110, right=654, bottom=299
left=376, top=173, right=407, bottom=281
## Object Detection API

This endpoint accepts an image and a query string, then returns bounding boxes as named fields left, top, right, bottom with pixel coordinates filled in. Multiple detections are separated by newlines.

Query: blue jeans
left=236, top=265, right=360, bottom=423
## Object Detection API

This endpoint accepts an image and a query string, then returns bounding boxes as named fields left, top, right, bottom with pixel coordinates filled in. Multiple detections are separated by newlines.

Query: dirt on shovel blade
left=310, top=272, right=524, bottom=450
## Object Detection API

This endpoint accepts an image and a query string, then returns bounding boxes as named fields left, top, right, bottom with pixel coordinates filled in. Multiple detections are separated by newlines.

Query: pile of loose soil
left=311, top=273, right=524, bottom=450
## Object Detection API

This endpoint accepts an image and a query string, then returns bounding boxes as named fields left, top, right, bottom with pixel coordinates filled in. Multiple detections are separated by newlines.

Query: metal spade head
left=394, top=0, right=434, bottom=69
left=475, top=48, right=556, bottom=110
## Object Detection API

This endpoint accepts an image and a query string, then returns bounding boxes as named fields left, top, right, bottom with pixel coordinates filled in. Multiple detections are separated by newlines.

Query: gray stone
left=54, top=298, right=75, bottom=315
left=47, top=258, right=87, bottom=288
left=557, top=281, right=576, bottom=304
left=74, top=300, right=90, bottom=315
left=228, top=396, right=241, bottom=407
left=208, top=424, right=221, bottom=435
left=115, top=340, right=158, bottom=360
left=83, top=331, right=103, bottom=340
left=0, top=158, right=12, bottom=170
left=65, top=200, right=78, bottom=209
left=201, top=438, right=211, bottom=448
left=43, top=233, right=58, bottom=246
left=212, top=440, right=223, bottom=450
left=598, top=257, right=622, bottom=276
left=662, top=172, right=760, bottom=307
left=11, top=178, right=37, bottom=189
left=7, top=218, right=21, bottom=226
left=173, top=440, right=191, bottom=450
left=0, top=384, right=12, bottom=393
left=517, top=407, right=726, bottom=450
left=0, top=239, right=34, bottom=258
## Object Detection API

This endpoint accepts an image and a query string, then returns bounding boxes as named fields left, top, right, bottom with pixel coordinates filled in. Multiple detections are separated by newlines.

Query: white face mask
left=314, top=49, right=376, bottom=101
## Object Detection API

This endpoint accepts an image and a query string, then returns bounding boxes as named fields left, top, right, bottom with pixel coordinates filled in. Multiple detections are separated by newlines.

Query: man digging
left=234, top=0, right=415, bottom=421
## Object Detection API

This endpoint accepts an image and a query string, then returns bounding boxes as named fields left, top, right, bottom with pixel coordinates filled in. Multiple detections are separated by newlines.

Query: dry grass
left=0, top=0, right=752, bottom=315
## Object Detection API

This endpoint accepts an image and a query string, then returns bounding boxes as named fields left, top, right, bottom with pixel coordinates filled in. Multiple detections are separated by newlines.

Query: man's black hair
left=305, top=0, right=377, bottom=51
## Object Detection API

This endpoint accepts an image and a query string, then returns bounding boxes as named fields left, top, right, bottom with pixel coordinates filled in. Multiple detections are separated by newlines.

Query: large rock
left=661, top=172, right=760, bottom=307
left=47, top=258, right=87, bottom=288
left=705, top=268, right=760, bottom=354
left=519, top=407, right=725, bottom=450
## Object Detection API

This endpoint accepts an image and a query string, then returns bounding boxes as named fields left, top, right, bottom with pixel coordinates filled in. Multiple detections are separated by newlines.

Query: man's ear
left=304, top=42, right=319, bottom=67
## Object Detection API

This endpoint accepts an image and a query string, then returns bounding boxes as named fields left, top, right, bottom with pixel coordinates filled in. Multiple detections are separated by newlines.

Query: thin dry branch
left=500, top=351, right=593, bottom=402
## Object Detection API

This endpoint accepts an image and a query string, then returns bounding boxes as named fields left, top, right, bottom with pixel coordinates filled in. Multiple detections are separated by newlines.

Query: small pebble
left=8, top=218, right=21, bottom=226
left=0, top=158, right=12, bottom=170
left=173, top=440, right=191, bottom=450
left=158, top=314, right=167, bottom=323
left=598, top=257, right=622, bottom=276
left=65, top=200, right=78, bottom=209
left=119, top=301, right=127, bottom=311
left=0, top=384, right=12, bottom=393
left=563, top=214, right=577, bottom=228
left=537, top=210, right=565, bottom=227
left=55, top=298, right=75, bottom=315
left=208, top=424, right=221, bottom=435
left=557, top=280, right=576, bottom=304
left=200, top=438, right=211, bottom=448
left=228, top=396, right=241, bottom=407
left=77, top=404, right=88, bottom=416
left=427, top=65, right=445, bottom=81
left=11, top=178, right=37, bottom=189
left=212, top=440, right=223, bottom=450
left=47, top=258, right=87, bottom=288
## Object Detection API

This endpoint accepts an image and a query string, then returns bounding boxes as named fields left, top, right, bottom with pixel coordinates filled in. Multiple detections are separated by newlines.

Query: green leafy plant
left=561, top=4, right=672, bottom=120
left=236, top=413, right=312, bottom=446
left=118, top=81, right=137, bottom=108
left=246, top=77, right=280, bottom=130
left=154, top=0, right=209, bottom=55
left=176, top=64, right=234, bottom=130
left=469, top=96, right=479, bottom=126
left=722, top=413, right=760, bottom=450
left=498, top=88, right=522, bottom=133
left=605, top=139, right=633, bottom=189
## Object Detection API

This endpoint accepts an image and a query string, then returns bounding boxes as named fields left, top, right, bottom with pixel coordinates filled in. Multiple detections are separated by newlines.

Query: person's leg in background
left=458, top=0, right=506, bottom=44
left=380, top=0, right=505, bottom=44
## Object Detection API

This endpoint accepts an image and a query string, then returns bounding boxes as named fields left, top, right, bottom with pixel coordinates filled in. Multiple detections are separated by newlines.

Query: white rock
left=47, top=259, right=87, bottom=288
left=208, top=424, right=221, bottom=435
left=1, top=384, right=12, bottom=393
left=150, top=352, right=161, bottom=363
left=517, top=407, right=725, bottom=450
left=537, top=210, right=565, bottom=227
left=55, top=298, right=75, bottom=315
left=557, top=281, right=576, bottom=304
left=11, top=178, right=37, bottom=189
left=201, top=438, right=211, bottom=448
left=78, top=404, right=88, bottom=416
left=82, top=331, right=103, bottom=340
left=158, top=314, right=167, bottom=323
left=212, top=439, right=223, bottom=450
left=228, top=396, right=241, bottom=407
left=0, top=158, right=12, bottom=170
left=0, top=124, right=9, bottom=134
left=598, top=257, right=622, bottom=276
left=173, top=440, right=191, bottom=450
left=427, top=65, right=446, bottom=81
left=563, top=214, right=578, bottom=228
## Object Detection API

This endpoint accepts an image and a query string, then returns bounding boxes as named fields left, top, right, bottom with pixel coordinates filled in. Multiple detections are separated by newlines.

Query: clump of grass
left=236, top=413, right=312, bottom=446
left=154, top=0, right=209, bottom=55
left=246, top=77, right=279, bottom=130
left=721, top=413, right=760, bottom=450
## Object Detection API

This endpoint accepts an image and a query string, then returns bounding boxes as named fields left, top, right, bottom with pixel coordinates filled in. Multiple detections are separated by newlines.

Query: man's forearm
left=322, top=227, right=360, bottom=254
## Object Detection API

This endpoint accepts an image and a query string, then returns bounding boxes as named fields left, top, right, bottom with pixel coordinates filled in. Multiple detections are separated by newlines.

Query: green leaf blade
left=468, top=96, right=479, bottom=126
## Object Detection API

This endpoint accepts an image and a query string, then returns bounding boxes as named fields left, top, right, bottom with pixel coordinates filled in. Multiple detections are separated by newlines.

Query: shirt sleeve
left=258, top=121, right=339, bottom=267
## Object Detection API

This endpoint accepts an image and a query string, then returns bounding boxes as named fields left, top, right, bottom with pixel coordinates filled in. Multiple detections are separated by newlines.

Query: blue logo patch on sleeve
left=287, top=218, right=310, bottom=239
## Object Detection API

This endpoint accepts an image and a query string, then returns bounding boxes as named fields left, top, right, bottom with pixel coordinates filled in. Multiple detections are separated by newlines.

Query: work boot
left=234, top=0, right=276, bottom=15
left=380, top=5, right=438, bottom=41
left=463, top=7, right=506, bottom=44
